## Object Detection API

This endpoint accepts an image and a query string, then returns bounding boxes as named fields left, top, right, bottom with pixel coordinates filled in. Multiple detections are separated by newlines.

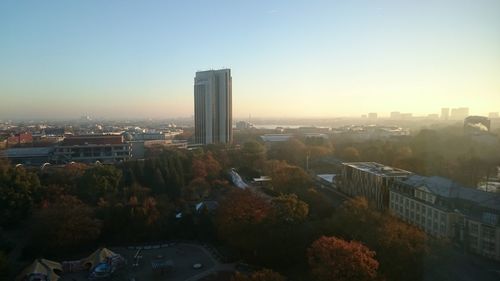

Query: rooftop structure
left=54, top=135, right=131, bottom=164
left=342, top=162, right=413, bottom=178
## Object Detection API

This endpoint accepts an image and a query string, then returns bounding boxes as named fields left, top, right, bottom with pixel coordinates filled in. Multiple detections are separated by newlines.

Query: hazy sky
left=1, top=0, right=499, bottom=119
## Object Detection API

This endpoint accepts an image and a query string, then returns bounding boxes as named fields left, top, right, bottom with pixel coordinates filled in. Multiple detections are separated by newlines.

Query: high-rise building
left=194, top=69, right=232, bottom=144
left=368, top=112, right=378, bottom=119
left=441, top=108, right=449, bottom=120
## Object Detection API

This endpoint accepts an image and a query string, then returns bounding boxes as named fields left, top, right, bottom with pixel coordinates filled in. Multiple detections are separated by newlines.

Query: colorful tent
left=81, top=248, right=119, bottom=270
left=17, top=259, right=62, bottom=281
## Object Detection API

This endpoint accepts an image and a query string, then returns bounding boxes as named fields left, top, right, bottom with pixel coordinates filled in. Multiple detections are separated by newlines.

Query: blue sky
left=1, top=0, right=499, bottom=119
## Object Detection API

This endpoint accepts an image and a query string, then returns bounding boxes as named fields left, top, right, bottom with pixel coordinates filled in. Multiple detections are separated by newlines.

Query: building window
left=470, top=223, right=479, bottom=235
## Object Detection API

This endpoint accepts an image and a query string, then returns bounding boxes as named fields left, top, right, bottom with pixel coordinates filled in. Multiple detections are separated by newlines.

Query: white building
left=390, top=175, right=500, bottom=261
left=194, top=69, right=232, bottom=145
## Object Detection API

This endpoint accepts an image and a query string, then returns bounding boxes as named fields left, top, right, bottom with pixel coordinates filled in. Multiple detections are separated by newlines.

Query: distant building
left=489, top=112, right=499, bottom=119
left=400, top=113, right=413, bottom=119
left=236, top=121, right=254, bottom=130
left=0, top=147, right=53, bottom=166
left=441, top=108, right=450, bottom=120
left=427, top=114, right=439, bottom=119
left=260, top=134, right=292, bottom=143
left=390, top=112, right=401, bottom=119
left=338, top=162, right=412, bottom=209
left=7, top=132, right=33, bottom=147
left=390, top=175, right=500, bottom=261
left=54, top=135, right=131, bottom=164
left=450, top=107, right=469, bottom=120
left=464, top=116, right=490, bottom=135
left=194, top=69, right=232, bottom=145
left=368, top=112, right=378, bottom=119
left=331, top=125, right=410, bottom=142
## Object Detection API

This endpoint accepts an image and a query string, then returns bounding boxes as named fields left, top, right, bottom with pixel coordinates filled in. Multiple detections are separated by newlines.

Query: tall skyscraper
left=194, top=69, right=232, bottom=145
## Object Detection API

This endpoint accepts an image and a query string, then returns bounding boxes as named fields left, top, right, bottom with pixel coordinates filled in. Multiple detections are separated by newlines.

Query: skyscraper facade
left=194, top=69, right=232, bottom=145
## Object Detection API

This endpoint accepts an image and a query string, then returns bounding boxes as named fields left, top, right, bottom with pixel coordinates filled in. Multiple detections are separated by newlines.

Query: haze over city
left=1, top=0, right=499, bottom=119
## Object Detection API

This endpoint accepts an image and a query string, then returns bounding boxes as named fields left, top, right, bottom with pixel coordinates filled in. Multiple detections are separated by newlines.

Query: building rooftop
left=60, top=135, right=124, bottom=146
left=398, top=175, right=500, bottom=211
left=1, top=147, right=53, bottom=158
left=343, top=162, right=412, bottom=177
left=260, top=134, right=292, bottom=142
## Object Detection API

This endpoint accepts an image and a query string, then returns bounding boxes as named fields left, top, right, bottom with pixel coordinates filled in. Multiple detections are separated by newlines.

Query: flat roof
left=317, top=174, right=336, bottom=183
left=61, top=135, right=123, bottom=146
left=343, top=162, right=412, bottom=177
left=2, top=147, right=53, bottom=157
left=260, top=134, right=292, bottom=142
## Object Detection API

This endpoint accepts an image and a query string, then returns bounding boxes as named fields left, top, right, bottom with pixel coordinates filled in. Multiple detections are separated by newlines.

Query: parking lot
left=61, top=243, right=217, bottom=281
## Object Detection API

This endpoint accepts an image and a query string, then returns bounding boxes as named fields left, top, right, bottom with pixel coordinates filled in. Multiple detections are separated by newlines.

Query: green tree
left=77, top=165, right=122, bottom=203
left=241, top=141, right=266, bottom=170
left=271, top=194, right=309, bottom=223
left=0, top=251, right=9, bottom=281
left=0, top=161, right=40, bottom=226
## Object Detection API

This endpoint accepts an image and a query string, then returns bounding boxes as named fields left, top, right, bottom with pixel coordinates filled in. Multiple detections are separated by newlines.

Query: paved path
left=182, top=243, right=235, bottom=281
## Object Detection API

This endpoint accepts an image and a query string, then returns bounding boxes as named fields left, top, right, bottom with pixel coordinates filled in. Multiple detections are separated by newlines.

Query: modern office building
left=194, top=69, right=232, bottom=145
left=338, top=162, right=412, bottom=209
left=390, top=175, right=500, bottom=261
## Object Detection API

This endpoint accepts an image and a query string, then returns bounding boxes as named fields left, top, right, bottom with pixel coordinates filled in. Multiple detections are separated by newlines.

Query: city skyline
left=1, top=0, right=499, bottom=119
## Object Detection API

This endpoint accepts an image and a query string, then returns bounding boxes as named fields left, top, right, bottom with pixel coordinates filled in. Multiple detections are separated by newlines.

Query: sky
left=0, top=0, right=499, bottom=119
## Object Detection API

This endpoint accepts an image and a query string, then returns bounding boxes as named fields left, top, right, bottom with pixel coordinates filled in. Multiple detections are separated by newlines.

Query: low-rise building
left=54, top=135, right=131, bottom=164
left=390, top=175, right=500, bottom=261
left=338, top=162, right=412, bottom=209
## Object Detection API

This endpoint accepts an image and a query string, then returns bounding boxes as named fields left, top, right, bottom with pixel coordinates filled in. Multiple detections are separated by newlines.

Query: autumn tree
left=216, top=189, right=271, bottom=258
left=30, top=195, right=101, bottom=255
left=339, top=146, right=360, bottom=161
left=231, top=269, right=286, bottom=281
left=308, top=236, right=378, bottom=281
left=271, top=194, right=308, bottom=223
left=265, top=160, right=312, bottom=194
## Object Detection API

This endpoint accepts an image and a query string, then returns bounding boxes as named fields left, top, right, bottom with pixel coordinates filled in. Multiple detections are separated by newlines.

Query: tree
left=0, top=161, right=40, bottom=227
left=231, top=269, right=286, bottom=281
left=265, top=160, right=312, bottom=194
left=241, top=141, right=266, bottom=170
left=308, top=236, right=378, bottom=281
left=268, top=138, right=307, bottom=166
left=271, top=194, right=309, bottom=223
left=0, top=251, right=9, bottom=281
left=375, top=215, right=427, bottom=281
left=339, top=146, right=360, bottom=162
left=78, top=165, right=122, bottom=203
left=216, top=189, right=271, bottom=257
left=30, top=195, right=101, bottom=255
